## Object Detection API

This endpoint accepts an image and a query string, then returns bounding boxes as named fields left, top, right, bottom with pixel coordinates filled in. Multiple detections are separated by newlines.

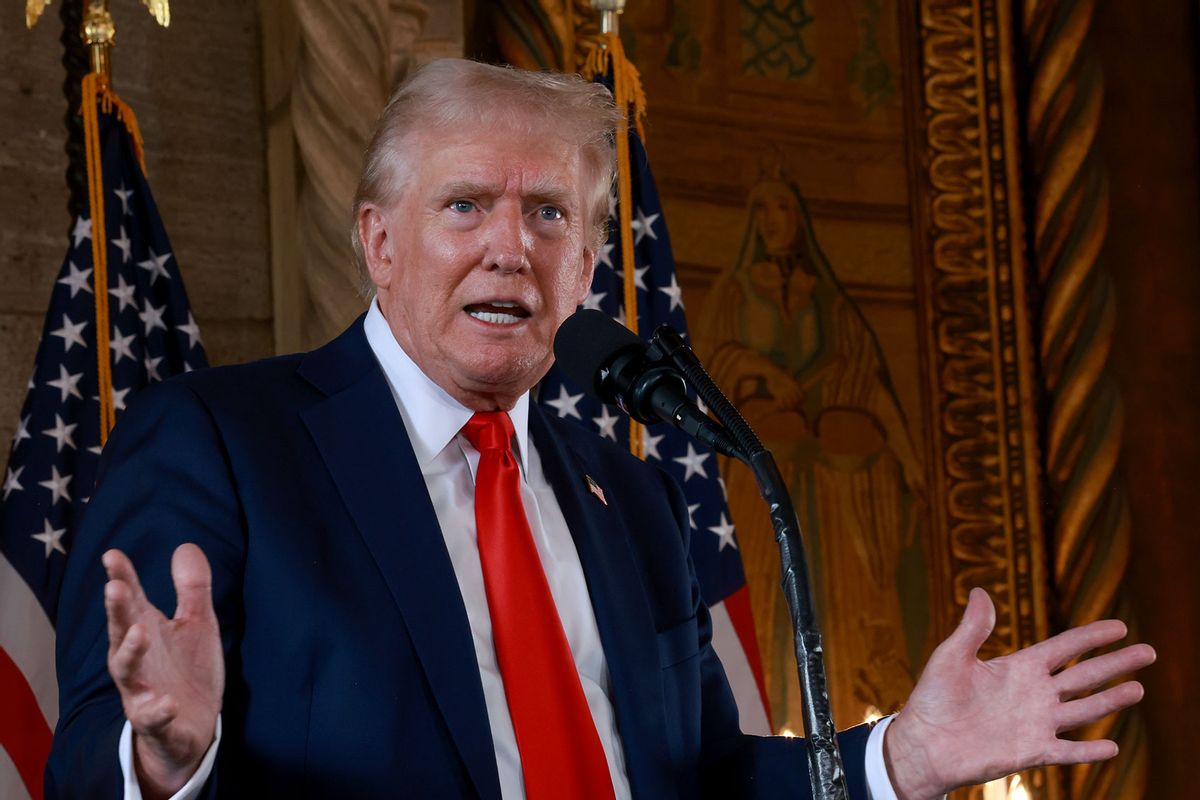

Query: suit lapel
left=297, top=321, right=502, bottom=800
left=530, top=407, right=673, bottom=798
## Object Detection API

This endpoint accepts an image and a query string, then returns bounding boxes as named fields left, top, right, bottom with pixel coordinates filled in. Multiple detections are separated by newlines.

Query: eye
left=537, top=206, right=564, bottom=222
left=449, top=200, right=475, bottom=214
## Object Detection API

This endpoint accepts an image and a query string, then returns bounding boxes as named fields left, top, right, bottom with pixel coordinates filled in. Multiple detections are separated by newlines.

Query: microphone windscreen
left=553, top=309, right=645, bottom=397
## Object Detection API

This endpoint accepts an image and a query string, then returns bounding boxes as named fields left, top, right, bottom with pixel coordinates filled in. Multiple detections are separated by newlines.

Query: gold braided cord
left=1023, top=1, right=1146, bottom=796
left=81, top=73, right=116, bottom=442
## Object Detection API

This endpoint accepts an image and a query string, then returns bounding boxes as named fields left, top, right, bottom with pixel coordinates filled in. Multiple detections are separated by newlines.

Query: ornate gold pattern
left=1023, top=0, right=1147, bottom=797
left=909, top=0, right=1056, bottom=795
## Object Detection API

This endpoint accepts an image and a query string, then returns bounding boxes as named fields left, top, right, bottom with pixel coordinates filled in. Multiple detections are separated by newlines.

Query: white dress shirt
left=118, top=302, right=904, bottom=799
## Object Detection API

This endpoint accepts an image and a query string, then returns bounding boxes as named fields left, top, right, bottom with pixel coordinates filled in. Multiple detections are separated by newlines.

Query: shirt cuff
left=864, top=715, right=946, bottom=800
left=119, top=715, right=222, bottom=800
left=864, top=715, right=900, bottom=800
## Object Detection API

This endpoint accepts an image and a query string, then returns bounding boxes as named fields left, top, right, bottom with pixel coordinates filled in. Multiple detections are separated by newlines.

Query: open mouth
left=464, top=300, right=531, bottom=325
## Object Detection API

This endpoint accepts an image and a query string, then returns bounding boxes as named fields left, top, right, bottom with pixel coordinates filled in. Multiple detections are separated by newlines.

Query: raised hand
left=883, top=588, right=1155, bottom=800
left=103, top=544, right=224, bottom=799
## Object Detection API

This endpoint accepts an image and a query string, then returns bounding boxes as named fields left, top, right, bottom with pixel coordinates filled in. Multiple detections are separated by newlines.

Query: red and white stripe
left=709, top=585, right=772, bottom=735
left=0, top=553, right=58, bottom=800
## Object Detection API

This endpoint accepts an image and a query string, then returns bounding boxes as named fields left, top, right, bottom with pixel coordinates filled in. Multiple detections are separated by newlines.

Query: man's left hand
left=883, top=587, right=1156, bottom=800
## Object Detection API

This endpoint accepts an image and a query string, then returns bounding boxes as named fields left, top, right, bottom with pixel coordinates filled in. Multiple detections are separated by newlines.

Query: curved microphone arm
left=649, top=326, right=848, bottom=800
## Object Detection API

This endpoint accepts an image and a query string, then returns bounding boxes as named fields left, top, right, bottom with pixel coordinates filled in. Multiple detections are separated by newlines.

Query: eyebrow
left=434, top=177, right=578, bottom=211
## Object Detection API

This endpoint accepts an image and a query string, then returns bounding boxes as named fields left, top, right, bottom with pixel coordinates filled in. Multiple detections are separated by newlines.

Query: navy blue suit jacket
left=46, top=318, right=870, bottom=798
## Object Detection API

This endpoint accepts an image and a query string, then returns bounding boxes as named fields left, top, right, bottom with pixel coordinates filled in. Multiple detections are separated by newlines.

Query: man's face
left=362, top=125, right=596, bottom=409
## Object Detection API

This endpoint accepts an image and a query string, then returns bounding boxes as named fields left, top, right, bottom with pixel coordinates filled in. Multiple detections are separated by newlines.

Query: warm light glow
left=862, top=705, right=884, bottom=725
left=778, top=727, right=798, bottom=738
left=982, top=774, right=1030, bottom=800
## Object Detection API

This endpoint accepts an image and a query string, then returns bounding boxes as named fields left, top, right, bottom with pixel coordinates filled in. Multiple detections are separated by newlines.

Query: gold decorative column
left=1022, top=0, right=1146, bottom=797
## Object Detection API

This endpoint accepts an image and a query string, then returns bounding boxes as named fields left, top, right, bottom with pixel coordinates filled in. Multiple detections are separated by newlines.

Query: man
left=46, top=60, right=1154, bottom=799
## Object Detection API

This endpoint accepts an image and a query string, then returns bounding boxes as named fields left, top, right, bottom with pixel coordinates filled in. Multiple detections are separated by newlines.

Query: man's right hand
left=103, top=544, right=224, bottom=800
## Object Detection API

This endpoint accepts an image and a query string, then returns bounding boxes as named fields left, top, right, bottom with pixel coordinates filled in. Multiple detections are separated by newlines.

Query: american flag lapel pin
left=585, top=474, right=607, bottom=506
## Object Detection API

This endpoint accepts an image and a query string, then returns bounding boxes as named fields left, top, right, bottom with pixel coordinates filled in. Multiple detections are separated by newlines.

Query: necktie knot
left=462, top=411, right=515, bottom=454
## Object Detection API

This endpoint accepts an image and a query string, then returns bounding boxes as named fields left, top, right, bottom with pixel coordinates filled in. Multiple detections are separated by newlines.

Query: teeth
left=490, top=301, right=520, bottom=308
left=468, top=310, right=522, bottom=324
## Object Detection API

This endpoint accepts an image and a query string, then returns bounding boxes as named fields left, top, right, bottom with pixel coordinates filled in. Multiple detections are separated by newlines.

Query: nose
left=482, top=200, right=531, bottom=274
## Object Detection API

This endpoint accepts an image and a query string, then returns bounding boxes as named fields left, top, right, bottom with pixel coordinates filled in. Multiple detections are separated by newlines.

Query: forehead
left=408, top=125, right=585, bottom=199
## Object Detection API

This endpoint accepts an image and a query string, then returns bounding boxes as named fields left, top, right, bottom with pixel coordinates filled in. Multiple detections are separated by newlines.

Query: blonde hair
left=351, top=59, right=620, bottom=293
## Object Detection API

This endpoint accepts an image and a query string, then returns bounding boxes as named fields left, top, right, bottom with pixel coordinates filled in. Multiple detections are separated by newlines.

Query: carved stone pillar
left=261, top=0, right=459, bottom=353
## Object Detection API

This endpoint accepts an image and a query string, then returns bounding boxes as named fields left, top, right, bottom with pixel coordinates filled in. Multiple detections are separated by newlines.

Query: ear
left=575, top=246, right=596, bottom=306
left=358, top=205, right=393, bottom=291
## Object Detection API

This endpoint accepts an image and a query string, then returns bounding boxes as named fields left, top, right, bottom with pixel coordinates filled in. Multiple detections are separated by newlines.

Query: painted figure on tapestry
left=696, top=170, right=928, bottom=731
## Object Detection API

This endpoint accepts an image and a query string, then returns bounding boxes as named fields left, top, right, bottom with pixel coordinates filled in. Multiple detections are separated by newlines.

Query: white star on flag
left=545, top=385, right=584, bottom=420
left=596, top=242, right=616, bottom=271
left=11, top=414, right=31, bottom=449
left=111, top=225, right=133, bottom=264
left=110, top=326, right=137, bottom=363
left=71, top=216, right=92, bottom=247
left=144, top=355, right=163, bottom=382
left=658, top=273, right=685, bottom=312
left=42, top=414, right=78, bottom=453
left=50, top=313, right=89, bottom=352
left=673, top=443, right=710, bottom=481
left=708, top=513, right=737, bottom=551
left=687, top=502, right=700, bottom=530
left=582, top=289, right=607, bottom=312
left=617, top=265, right=651, bottom=291
left=177, top=312, right=203, bottom=349
left=718, top=476, right=728, bottom=501
left=109, top=274, right=138, bottom=312
left=3, top=466, right=23, bottom=500
left=38, top=465, right=72, bottom=505
left=139, top=300, right=168, bottom=335
left=137, top=247, right=172, bottom=284
left=112, top=386, right=132, bottom=412
left=47, top=365, right=84, bottom=402
left=32, top=519, right=68, bottom=558
left=57, top=261, right=94, bottom=297
left=593, top=405, right=620, bottom=441
left=114, top=181, right=134, bottom=216
left=631, top=207, right=660, bottom=245
left=643, top=428, right=664, bottom=461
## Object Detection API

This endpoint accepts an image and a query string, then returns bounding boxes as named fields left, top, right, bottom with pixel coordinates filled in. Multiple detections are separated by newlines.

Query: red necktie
left=462, top=412, right=616, bottom=800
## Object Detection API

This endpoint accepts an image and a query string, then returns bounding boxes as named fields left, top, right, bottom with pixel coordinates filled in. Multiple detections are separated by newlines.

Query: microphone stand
left=648, top=327, right=849, bottom=800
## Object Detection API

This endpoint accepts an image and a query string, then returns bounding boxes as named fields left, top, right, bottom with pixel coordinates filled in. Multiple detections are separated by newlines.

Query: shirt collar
left=362, top=299, right=530, bottom=473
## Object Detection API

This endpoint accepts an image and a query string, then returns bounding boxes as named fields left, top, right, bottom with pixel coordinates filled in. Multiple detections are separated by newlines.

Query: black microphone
left=552, top=309, right=743, bottom=459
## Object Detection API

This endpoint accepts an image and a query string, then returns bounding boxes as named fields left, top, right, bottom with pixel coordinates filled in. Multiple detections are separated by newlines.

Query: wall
left=1093, top=0, right=1200, bottom=793
left=0, top=0, right=272, bottom=449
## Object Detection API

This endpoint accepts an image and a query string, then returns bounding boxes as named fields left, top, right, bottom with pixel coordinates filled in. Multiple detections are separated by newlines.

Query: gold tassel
left=584, top=32, right=649, bottom=458
left=81, top=74, right=147, bottom=442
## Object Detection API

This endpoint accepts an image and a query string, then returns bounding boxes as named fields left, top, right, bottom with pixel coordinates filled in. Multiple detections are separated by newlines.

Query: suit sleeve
left=45, top=380, right=246, bottom=800
left=649, top=467, right=873, bottom=799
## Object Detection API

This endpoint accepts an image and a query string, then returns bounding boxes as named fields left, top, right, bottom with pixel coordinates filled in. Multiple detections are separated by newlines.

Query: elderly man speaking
left=46, top=60, right=1154, bottom=800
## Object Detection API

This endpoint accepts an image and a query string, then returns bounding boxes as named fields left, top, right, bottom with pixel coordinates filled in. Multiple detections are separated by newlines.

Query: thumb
left=171, top=543, right=215, bottom=621
left=943, top=587, right=995, bottom=660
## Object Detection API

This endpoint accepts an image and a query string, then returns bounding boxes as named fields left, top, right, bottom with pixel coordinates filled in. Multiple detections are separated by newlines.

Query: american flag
left=539, top=54, right=772, bottom=734
left=0, top=86, right=206, bottom=800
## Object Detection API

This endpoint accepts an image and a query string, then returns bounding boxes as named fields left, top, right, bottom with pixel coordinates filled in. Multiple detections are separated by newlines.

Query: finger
left=102, top=549, right=148, bottom=606
left=104, top=579, right=136, bottom=658
left=1055, top=643, right=1157, bottom=696
left=109, top=621, right=150, bottom=685
left=1027, top=618, right=1129, bottom=671
left=171, top=543, right=214, bottom=621
left=1056, top=681, right=1144, bottom=732
left=941, top=587, right=995, bottom=660
left=1045, top=738, right=1120, bottom=765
